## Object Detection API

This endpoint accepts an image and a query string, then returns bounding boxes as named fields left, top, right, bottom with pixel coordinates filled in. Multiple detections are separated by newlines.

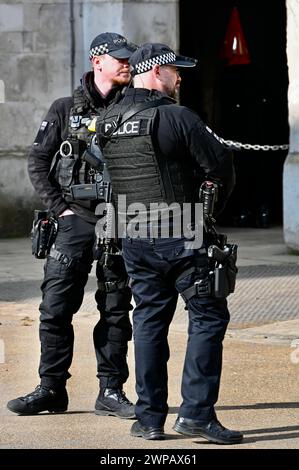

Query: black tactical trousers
left=122, top=236, right=230, bottom=427
left=39, top=214, right=132, bottom=390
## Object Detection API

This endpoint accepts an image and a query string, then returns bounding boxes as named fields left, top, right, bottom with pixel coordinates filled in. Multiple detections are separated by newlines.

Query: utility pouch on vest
left=50, top=139, right=82, bottom=189
left=208, top=244, right=238, bottom=298
left=82, top=148, right=104, bottom=171
left=70, top=181, right=111, bottom=201
left=57, top=156, right=78, bottom=188
left=31, top=210, right=58, bottom=259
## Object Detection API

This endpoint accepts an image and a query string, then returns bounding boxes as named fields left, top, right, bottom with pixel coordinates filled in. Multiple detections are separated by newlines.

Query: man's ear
left=92, top=56, right=103, bottom=71
left=152, top=64, right=161, bottom=78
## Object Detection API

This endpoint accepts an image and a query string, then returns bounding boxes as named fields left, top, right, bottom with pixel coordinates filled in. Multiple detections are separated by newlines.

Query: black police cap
left=89, top=32, right=137, bottom=60
left=129, top=43, right=197, bottom=76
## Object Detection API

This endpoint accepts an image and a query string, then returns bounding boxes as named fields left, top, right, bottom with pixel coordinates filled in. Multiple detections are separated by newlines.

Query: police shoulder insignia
left=40, top=121, right=48, bottom=131
left=33, top=121, right=49, bottom=146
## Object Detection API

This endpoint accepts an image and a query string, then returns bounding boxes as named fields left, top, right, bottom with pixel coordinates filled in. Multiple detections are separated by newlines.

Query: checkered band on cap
left=134, top=52, right=177, bottom=74
left=89, top=43, right=109, bottom=59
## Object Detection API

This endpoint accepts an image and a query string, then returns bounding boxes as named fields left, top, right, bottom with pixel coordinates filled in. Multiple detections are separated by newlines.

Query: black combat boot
left=173, top=416, right=243, bottom=445
left=7, top=385, right=68, bottom=415
left=130, top=421, right=165, bottom=440
left=95, top=387, right=135, bottom=419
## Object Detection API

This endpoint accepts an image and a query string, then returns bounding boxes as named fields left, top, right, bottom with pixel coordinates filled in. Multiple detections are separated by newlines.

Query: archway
left=179, top=0, right=289, bottom=227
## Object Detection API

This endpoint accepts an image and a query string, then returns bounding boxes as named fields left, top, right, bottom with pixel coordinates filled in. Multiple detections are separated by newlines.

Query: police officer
left=7, top=33, right=136, bottom=419
left=96, top=43, right=243, bottom=443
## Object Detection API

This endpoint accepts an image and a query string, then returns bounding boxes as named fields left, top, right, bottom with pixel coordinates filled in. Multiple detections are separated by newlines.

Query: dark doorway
left=179, top=0, right=289, bottom=227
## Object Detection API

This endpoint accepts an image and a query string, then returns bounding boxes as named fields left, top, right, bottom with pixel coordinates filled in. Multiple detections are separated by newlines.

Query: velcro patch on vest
left=70, top=115, right=82, bottom=129
left=104, top=119, right=141, bottom=136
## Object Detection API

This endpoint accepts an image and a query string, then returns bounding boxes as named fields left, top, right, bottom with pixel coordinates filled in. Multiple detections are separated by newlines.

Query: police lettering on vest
left=105, top=120, right=140, bottom=136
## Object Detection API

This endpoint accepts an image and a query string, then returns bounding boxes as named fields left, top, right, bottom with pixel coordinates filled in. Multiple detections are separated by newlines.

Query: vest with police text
left=98, top=101, right=178, bottom=210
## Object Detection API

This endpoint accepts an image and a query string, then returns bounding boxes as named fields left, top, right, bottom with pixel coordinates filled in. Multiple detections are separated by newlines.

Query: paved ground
left=0, top=227, right=299, bottom=451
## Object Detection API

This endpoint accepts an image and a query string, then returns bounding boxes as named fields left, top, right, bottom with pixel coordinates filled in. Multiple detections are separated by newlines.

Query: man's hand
left=59, top=209, right=74, bottom=217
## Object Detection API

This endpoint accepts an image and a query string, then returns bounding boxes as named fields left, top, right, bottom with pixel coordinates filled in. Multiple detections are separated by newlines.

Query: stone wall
left=0, top=0, right=71, bottom=236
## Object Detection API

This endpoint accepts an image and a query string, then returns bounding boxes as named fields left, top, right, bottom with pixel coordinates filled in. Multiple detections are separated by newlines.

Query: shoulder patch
left=33, top=121, right=49, bottom=146
left=40, top=121, right=48, bottom=131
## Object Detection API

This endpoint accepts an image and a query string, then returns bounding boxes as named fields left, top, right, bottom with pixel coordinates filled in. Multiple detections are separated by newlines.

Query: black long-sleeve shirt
left=110, top=88, right=235, bottom=214
left=28, top=72, right=119, bottom=222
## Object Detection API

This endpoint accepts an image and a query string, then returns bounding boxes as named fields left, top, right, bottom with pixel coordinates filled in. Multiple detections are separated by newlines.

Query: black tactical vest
left=98, top=101, right=176, bottom=210
left=50, top=86, right=109, bottom=209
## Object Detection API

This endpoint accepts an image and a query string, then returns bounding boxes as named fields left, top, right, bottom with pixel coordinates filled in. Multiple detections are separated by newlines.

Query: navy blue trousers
left=122, top=236, right=230, bottom=427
